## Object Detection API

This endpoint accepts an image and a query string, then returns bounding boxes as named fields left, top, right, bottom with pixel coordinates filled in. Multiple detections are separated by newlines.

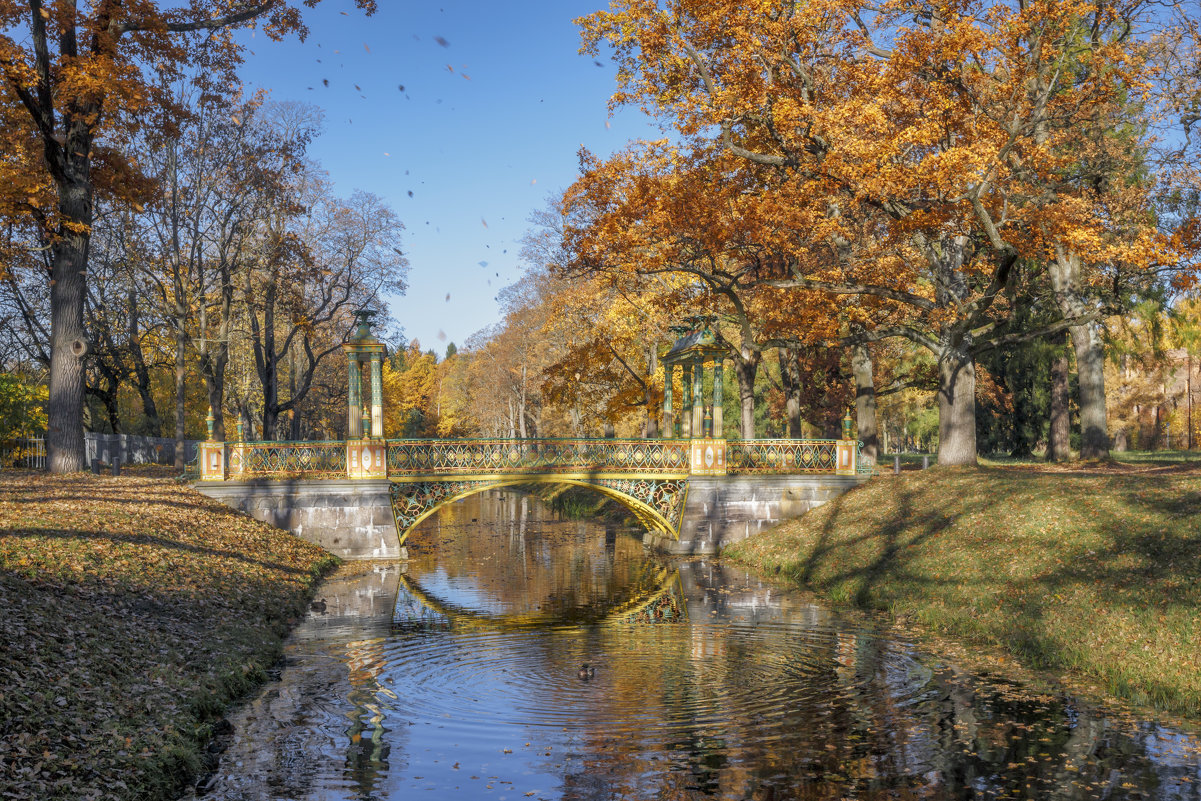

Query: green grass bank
left=0, top=471, right=338, bottom=801
left=725, top=462, right=1201, bottom=721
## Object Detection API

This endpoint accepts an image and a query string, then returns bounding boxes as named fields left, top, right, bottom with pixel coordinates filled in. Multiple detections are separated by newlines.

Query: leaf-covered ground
left=726, top=462, right=1201, bottom=722
left=0, top=471, right=338, bottom=801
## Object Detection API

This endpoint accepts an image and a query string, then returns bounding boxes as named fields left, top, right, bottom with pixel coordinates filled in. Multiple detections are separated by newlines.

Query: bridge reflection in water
left=203, top=491, right=1201, bottom=801
left=394, top=564, right=687, bottom=631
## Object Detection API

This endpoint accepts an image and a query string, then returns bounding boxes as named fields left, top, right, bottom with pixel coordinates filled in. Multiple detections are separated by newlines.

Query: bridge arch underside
left=388, top=475, right=689, bottom=547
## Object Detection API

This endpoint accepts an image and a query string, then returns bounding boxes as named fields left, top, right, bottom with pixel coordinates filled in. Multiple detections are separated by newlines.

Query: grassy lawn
left=726, top=459, right=1201, bottom=722
left=0, top=470, right=337, bottom=801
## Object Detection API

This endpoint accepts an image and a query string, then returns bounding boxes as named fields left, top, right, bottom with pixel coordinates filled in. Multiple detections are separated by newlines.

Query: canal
left=200, top=490, right=1201, bottom=800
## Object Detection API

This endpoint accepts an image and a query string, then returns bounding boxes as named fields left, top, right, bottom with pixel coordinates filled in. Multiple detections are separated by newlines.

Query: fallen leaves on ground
left=0, top=472, right=337, bottom=801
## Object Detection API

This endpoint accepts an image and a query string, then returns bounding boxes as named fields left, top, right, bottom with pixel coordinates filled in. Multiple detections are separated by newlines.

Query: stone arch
left=388, top=475, right=689, bottom=547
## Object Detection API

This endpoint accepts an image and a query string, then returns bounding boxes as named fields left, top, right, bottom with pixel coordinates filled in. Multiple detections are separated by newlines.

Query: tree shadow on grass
left=794, top=477, right=963, bottom=608
left=789, top=468, right=1201, bottom=715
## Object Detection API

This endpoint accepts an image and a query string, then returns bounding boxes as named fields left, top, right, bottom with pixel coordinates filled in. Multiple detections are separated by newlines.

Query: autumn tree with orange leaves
left=0, top=0, right=375, bottom=472
left=576, top=0, right=1180, bottom=464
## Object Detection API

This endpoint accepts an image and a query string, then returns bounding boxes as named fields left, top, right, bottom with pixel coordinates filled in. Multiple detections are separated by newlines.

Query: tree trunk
left=1052, top=247, right=1109, bottom=459
left=289, top=350, right=302, bottom=440
left=778, top=348, right=803, bottom=437
left=518, top=364, right=528, bottom=439
left=936, top=344, right=977, bottom=466
left=174, top=330, right=187, bottom=468
left=1046, top=334, right=1070, bottom=462
left=733, top=348, right=761, bottom=439
left=644, top=344, right=659, bottom=439
left=127, top=291, right=161, bottom=437
left=1069, top=322, right=1110, bottom=459
left=851, top=344, right=878, bottom=462
left=46, top=181, right=91, bottom=473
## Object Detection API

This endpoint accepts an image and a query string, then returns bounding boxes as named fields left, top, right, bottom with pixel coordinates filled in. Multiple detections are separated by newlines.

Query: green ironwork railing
left=208, top=437, right=868, bottom=479
left=386, top=437, right=691, bottom=476
left=235, top=441, right=347, bottom=476
left=726, top=439, right=840, bottom=473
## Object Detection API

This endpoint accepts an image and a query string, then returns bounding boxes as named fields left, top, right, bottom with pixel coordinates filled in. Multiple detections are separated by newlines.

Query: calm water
left=200, top=491, right=1201, bottom=801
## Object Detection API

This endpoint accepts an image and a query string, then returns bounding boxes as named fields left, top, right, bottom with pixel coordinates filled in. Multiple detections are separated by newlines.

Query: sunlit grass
left=726, top=462, right=1201, bottom=720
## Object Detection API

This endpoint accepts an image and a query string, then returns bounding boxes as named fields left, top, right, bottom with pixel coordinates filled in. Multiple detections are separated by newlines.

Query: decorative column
left=681, top=363, right=693, bottom=438
left=836, top=408, right=859, bottom=476
left=199, top=406, right=227, bottom=481
left=347, top=354, right=362, bottom=439
left=662, top=364, right=674, bottom=439
left=713, top=355, right=724, bottom=437
left=370, top=354, right=384, bottom=439
left=344, top=310, right=388, bottom=479
left=691, top=355, right=704, bottom=438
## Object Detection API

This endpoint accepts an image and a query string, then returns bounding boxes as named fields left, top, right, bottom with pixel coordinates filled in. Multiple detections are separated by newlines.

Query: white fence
left=0, top=438, right=45, bottom=469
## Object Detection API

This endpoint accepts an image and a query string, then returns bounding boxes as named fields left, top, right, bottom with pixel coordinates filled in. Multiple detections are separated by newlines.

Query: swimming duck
left=310, top=598, right=327, bottom=614
left=577, top=663, right=595, bottom=680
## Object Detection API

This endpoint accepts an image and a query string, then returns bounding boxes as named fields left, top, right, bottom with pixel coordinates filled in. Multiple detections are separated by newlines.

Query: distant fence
left=0, top=438, right=45, bottom=469
left=0, top=434, right=199, bottom=469
left=86, top=434, right=200, bottom=467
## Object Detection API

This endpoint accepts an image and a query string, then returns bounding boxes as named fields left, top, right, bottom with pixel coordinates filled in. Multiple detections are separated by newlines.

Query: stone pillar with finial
left=836, top=407, right=859, bottom=476
left=199, top=406, right=226, bottom=481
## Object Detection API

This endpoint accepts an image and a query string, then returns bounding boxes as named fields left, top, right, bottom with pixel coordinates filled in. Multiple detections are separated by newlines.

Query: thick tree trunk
left=936, top=344, right=977, bottom=466
left=46, top=183, right=91, bottom=472
left=1069, top=322, right=1110, bottom=459
left=778, top=348, right=803, bottom=437
left=733, top=349, right=760, bottom=439
left=1046, top=334, right=1071, bottom=462
left=1052, top=248, right=1109, bottom=459
left=851, top=344, right=878, bottom=462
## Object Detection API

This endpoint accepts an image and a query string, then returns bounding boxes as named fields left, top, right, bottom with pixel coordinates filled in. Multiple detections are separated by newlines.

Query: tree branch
left=119, top=2, right=276, bottom=36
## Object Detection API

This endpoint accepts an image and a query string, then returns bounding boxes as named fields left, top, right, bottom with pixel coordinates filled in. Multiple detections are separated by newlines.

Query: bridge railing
left=231, top=441, right=348, bottom=477
left=386, top=438, right=692, bottom=476
left=199, top=437, right=869, bottom=480
left=726, top=439, right=840, bottom=474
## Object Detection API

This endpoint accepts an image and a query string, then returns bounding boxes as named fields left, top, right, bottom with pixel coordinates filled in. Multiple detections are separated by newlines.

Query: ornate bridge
left=193, top=314, right=870, bottom=555
left=196, top=435, right=863, bottom=546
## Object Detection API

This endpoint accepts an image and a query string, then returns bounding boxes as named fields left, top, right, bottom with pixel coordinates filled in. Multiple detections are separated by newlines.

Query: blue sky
left=238, top=0, right=658, bottom=354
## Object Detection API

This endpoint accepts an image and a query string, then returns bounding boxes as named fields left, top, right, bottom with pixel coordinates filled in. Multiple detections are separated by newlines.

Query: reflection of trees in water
left=376, top=493, right=1200, bottom=801
left=550, top=623, right=1200, bottom=800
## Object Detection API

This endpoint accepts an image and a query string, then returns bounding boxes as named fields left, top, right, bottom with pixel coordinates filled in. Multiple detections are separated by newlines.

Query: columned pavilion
left=344, top=311, right=388, bottom=478
left=662, top=320, right=729, bottom=475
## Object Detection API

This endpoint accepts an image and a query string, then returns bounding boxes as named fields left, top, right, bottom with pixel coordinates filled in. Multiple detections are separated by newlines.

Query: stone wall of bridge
left=645, top=474, right=870, bottom=555
left=196, top=479, right=401, bottom=559
left=195, top=473, right=869, bottom=560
